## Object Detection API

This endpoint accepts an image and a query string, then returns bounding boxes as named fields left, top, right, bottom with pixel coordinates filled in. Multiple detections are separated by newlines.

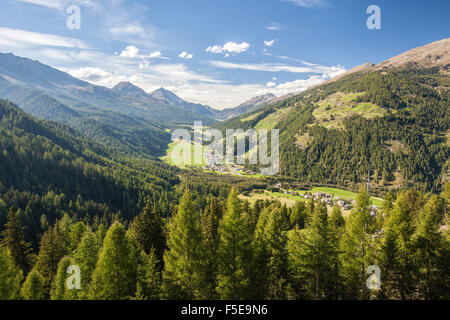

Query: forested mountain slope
left=0, top=98, right=179, bottom=246
left=217, top=39, right=450, bottom=193
left=0, top=53, right=217, bottom=157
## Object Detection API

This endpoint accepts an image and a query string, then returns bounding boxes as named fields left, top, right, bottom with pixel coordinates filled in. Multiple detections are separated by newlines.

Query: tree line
left=1, top=184, right=448, bottom=300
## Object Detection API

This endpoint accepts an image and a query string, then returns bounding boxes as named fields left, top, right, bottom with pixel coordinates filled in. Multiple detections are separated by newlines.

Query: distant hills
left=219, top=93, right=278, bottom=120
left=112, top=82, right=279, bottom=120
left=0, top=52, right=283, bottom=157
left=0, top=53, right=217, bottom=157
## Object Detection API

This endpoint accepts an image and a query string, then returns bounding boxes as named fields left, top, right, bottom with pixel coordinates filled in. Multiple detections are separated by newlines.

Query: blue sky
left=0, top=0, right=449, bottom=109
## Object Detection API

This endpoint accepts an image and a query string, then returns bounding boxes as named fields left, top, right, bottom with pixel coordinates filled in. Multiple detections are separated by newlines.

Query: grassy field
left=313, top=92, right=386, bottom=129
left=255, top=108, right=291, bottom=130
left=295, top=186, right=384, bottom=207
left=239, top=191, right=298, bottom=207
left=239, top=186, right=384, bottom=208
left=160, top=140, right=206, bottom=167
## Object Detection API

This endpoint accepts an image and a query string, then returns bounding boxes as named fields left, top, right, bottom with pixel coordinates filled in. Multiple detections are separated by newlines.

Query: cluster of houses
left=273, top=183, right=379, bottom=215
left=300, top=191, right=354, bottom=210
left=203, top=151, right=257, bottom=176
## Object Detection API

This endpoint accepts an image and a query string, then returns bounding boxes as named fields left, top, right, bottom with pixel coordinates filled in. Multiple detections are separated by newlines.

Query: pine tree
left=135, top=249, right=161, bottom=300
left=162, top=191, right=206, bottom=299
left=50, top=256, right=73, bottom=300
left=21, top=270, right=45, bottom=300
left=130, top=204, right=165, bottom=264
left=2, top=207, right=33, bottom=274
left=381, top=191, right=418, bottom=299
left=327, top=206, right=345, bottom=299
left=200, top=197, right=223, bottom=299
left=89, top=222, right=134, bottom=300
left=412, top=195, right=447, bottom=299
left=35, top=226, right=67, bottom=297
left=264, top=206, right=289, bottom=299
left=0, top=245, right=22, bottom=300
left=250, top=205, right=271, bottom=299
left=68, top=222, right=88, bottom=253
left=291, top=201, right=307, bottom=229
left=216, top=189, right=252, bottom=300
left=95, top=224, right=107, bottom=247
left=287, top=202, right=333, bottom=299
left=70, top=229, right=100, bottom=299
left=340, top=186, right=376, bottom=299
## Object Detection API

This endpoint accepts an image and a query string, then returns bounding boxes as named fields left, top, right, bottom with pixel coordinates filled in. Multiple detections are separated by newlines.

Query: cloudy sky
left=0, top=0, right=449, bottom=109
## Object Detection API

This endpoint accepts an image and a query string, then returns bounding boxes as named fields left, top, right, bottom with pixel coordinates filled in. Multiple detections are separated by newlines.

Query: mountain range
left=216, top=38, right=450, bottom=193
left=0, top=38, right=448, bottom=193
left=0, top=52, right=281, bottom=157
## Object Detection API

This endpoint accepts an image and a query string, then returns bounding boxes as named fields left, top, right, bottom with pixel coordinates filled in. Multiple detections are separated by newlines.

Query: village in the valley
left=202, top=150, right=380, bottom=217
left=271, top=183, right=380, bottom=216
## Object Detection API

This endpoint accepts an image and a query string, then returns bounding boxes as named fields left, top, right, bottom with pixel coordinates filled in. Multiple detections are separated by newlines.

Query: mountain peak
left=150, top=87, right=184, bottom=104
left=238, top=93, right=277, bottom=107
left=112, top=81, right=149, bottom=98
left=152, top=87, right=178, bottom=97
left=377, top=38, right=450, bottom=70
left=113, top=81, right=141, bottom=91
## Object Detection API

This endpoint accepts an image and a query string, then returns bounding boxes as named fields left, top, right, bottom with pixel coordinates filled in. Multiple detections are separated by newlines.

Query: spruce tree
left=340, top=186, right=376, bottom=299
left=251, top=206, right=271, bottom=299
left=287, top=202, right=333, bottom=299
left=381, top=191, right=418, bottom=299
left=216, top=189, right=252, bottom=300
left=71, top=230, right=100, bottom=299
left=135, top=249, right=161, bottom=300
left=200, top=197, right=223, bottom=299
left=2, top=207, right=33, bottom=274
left=89, top=222, right=134, bottom=300
left=35, top=226, right=67, bottom=297
left=264, top=206, right=289, bottom=299
left=68, top=222, right=88, bottom=253
left=130, top=203, right=165, bottom=264
left=327, top=205, right=345, bottom=299
left=21, top=270, right=45, bottom=300
left=162, top=191, right=206, bottom=299
left=50, top=256, right=73, bottom=300
left=0, top=245, right=22, bottom=300
left=291, top=201, right=307, bottom=229
left=412, top=195, right=447, bottom=299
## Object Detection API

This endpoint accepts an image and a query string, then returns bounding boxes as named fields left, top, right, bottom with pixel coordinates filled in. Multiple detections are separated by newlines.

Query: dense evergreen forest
left=0, top=99, right=180, bottom=247
left=217, top=68, right=450, bottom=194
left=1, top=185, right=448, bottom=300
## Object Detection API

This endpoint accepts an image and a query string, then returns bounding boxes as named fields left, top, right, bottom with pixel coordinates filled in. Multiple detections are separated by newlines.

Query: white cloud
left=209, top=60, right=346, bottom=75
left=266, top=82, right=276, bottom=87
left=282, top=0, right=330, bottom=9
left=223, top=42, right=250, bottom=53
left=178, top=51, right=193, bottom=59
left=15, top=0, right=98, bottom=10
left=149, top=51, right=162, bottom=58
left=266, top=23, right=282, bottom=31
left=264, top=40, right=276, bottom=47
left=15, top=0, right=64, bottom=9
left=270, top=76, right=325, bottom=96
left=206, top=42, right=250, bottom=55
left=0, top=27, right=88, bottom=49
left=206, top=45, right=223, bottom=54
left=69, top=67, right=112, bottom=81
left=120, top=45, right=140, bottom=58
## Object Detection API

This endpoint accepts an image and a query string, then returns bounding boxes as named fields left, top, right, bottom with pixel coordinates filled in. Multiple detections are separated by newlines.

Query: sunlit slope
left=215, top=41, right=450, bottom=193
